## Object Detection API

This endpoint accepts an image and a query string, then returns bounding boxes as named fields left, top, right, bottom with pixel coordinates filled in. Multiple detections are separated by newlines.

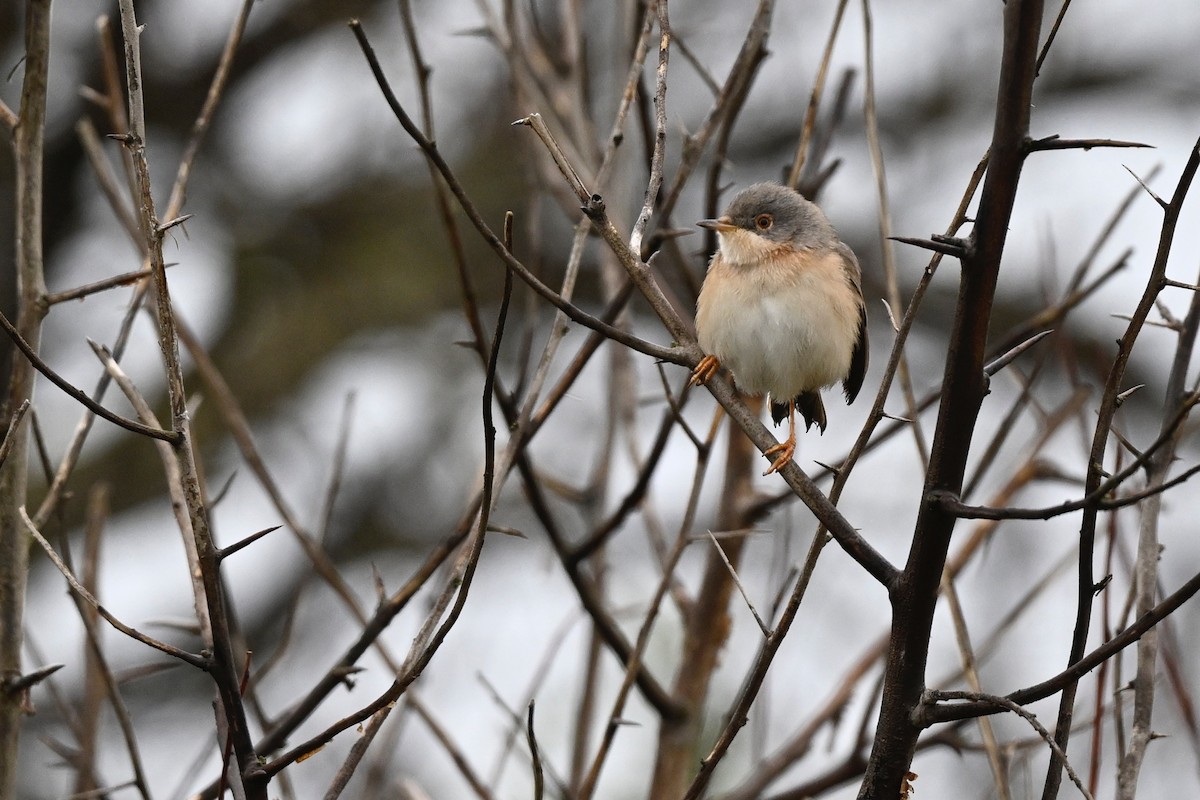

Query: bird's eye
left=754, top=214, right=773, bottom=231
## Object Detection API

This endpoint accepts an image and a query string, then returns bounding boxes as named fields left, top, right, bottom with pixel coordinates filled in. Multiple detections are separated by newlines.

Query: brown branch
left=45, top=264, right=160, bottom=305
left=576, top=433, right=715, bottom=800
left=115, top=3, right=265, bottom=795
left=859, top=3, right=1044, bottom=797
left=32, top=285, right=150, bottom=527
left=921, top=565, right=1200, bottom=725
left=929, top=691, right=1094, bottom=800
left=0, top=308, right=180, bottom=443
left=786, top=0, right=850, bottom=189
left=24, top=510, right=207, bottom=669
left=350, top=20, right=682, bottom=366
left=1, top=2, right=53, bottom=785
left=261, top=214, right=514, bottom=782
left=163, top=0, right=254, bottom=219
left=1042, top=135, right=1200, bottom=799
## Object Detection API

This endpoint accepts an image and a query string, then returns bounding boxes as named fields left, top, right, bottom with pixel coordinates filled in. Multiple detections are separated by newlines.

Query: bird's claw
left=691, top=354, right=721, bottom=386
left=762, top=438, right=796, bottom=475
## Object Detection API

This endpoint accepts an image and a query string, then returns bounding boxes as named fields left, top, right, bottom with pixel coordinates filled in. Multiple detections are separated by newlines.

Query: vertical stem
left=0, top=2, right=52, bottom=797
left=649, top=397, right=760, bottom=797
left=1116, top=205, right=1200, bottom=800
left=115, top=3, right=266, bottom=796
left=1044, top=140, right=1200, bottom=800
left=857, top=2, right=1043, bottom=797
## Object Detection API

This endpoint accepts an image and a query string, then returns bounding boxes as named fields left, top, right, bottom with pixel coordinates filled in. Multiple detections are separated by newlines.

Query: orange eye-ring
left=754, top=213, right=773, bottom=230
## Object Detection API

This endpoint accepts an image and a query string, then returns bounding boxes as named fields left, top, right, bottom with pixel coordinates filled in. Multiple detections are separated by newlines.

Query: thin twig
left=0, top=308, right=179, bottom=443
left=707, top=532, right=769, bottom=636
left=934, top=691, right=1095, bottom=800
left=526, top=701, right=545, bottom=800
left=23, top=509, right=207, bottom=668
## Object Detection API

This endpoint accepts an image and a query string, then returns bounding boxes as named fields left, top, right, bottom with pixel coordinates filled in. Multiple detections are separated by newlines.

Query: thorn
left=890, top=234, right=967, bottom=258
left=812, top=459, right=840, bottom=477
left=1124, top=165, right=1168, bottom=210
left=3, top=663, right=65, bottom=695
left=216, top=525, right=282, bottom=561
left=156, top=213, right=193, bottom=235
left=984, top=330, right=1053, bottom=377
left=1026, top=135, right=1153, bottom=153
left=881, top=411, right=914, bottom=423
left=880, top=298, right=900, bottom=333
left=1115, top=384, right=1144, bottom=406
left=654, top=227, right=696, bottom=242
left=486, top=524, right=528, bottom=539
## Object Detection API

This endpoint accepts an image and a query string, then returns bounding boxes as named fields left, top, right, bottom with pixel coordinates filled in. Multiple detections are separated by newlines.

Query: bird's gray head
left=698, top=182, right=838, bottom=265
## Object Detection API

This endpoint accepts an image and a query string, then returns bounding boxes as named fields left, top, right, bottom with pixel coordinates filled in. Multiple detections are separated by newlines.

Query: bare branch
left=0, top=309, right=180, bottom=443
left=925, top=691, right=1094, bottom=800
left=23, top=509, right=207, bottom=669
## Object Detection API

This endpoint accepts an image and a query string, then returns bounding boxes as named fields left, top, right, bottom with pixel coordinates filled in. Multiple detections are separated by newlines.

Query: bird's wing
left=836, top=242, right=869, bottom=405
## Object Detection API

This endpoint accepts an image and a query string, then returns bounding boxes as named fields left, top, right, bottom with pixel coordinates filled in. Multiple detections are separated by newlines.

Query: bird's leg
left=690, top=354, right=721, bottom=386
left=762, top=400, right=797, bottom=475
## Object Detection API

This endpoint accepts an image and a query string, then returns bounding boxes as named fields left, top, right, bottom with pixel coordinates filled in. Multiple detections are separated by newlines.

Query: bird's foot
left=762, top=437, right=796, bottom=475
left=691, top=354, right=721, bottom=386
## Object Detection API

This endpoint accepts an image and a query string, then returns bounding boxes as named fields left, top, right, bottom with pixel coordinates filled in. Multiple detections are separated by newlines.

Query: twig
left=707, top=532, right=769, bottom=636
left=862, top=0, right=930, bottom=470
left=23, top=509, right=207, bottom=668
left=926, top=691, right=1093, bottom=800
left=526, top=701, right=545, bottom=800
left=512, top=113, right=589, bottom=202
left=1042, top=135, right=1200, bottom=800
left=32, top=283, right=149, bottom=527
left=939, top=577, right=1012, bottom=800
left=352, top=20, right=683, bottom=366
left=115, top=2, right=265, bottom=795
left=861, top=3, right=1046, bottom=795
left=628, top=2, right=671, bottom=256
left=1035, top=0, right=1074, bottom=75
left=45, top=264, right=163, bottom=305
left=0, top=308, right=179, bottom=443
left=786, top=0, right=850, bottom=189
left=164, top=0, right=254, bottom=219
left=1117, top=160, right=1200, bottom=800
left=922, top=565, right=1200, bottom=724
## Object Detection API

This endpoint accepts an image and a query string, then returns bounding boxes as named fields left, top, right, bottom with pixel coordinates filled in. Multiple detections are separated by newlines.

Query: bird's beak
left=697, top=216, right=736, bottom=233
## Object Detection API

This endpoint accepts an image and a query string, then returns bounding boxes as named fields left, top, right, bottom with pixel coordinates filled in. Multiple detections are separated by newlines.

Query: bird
left=690, top=182, right=868, bottom=475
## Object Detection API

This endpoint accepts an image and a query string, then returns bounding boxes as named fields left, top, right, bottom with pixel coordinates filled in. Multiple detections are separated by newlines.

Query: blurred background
left=2, top=0, right=1199, bottom=798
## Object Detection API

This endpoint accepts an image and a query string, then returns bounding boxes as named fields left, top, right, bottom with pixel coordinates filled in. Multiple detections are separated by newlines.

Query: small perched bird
left=691, top=182, right=868, bottom=474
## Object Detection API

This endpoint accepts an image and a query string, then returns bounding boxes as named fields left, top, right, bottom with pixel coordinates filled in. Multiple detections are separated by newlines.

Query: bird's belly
left=697, top=269, right=858, bottom=399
